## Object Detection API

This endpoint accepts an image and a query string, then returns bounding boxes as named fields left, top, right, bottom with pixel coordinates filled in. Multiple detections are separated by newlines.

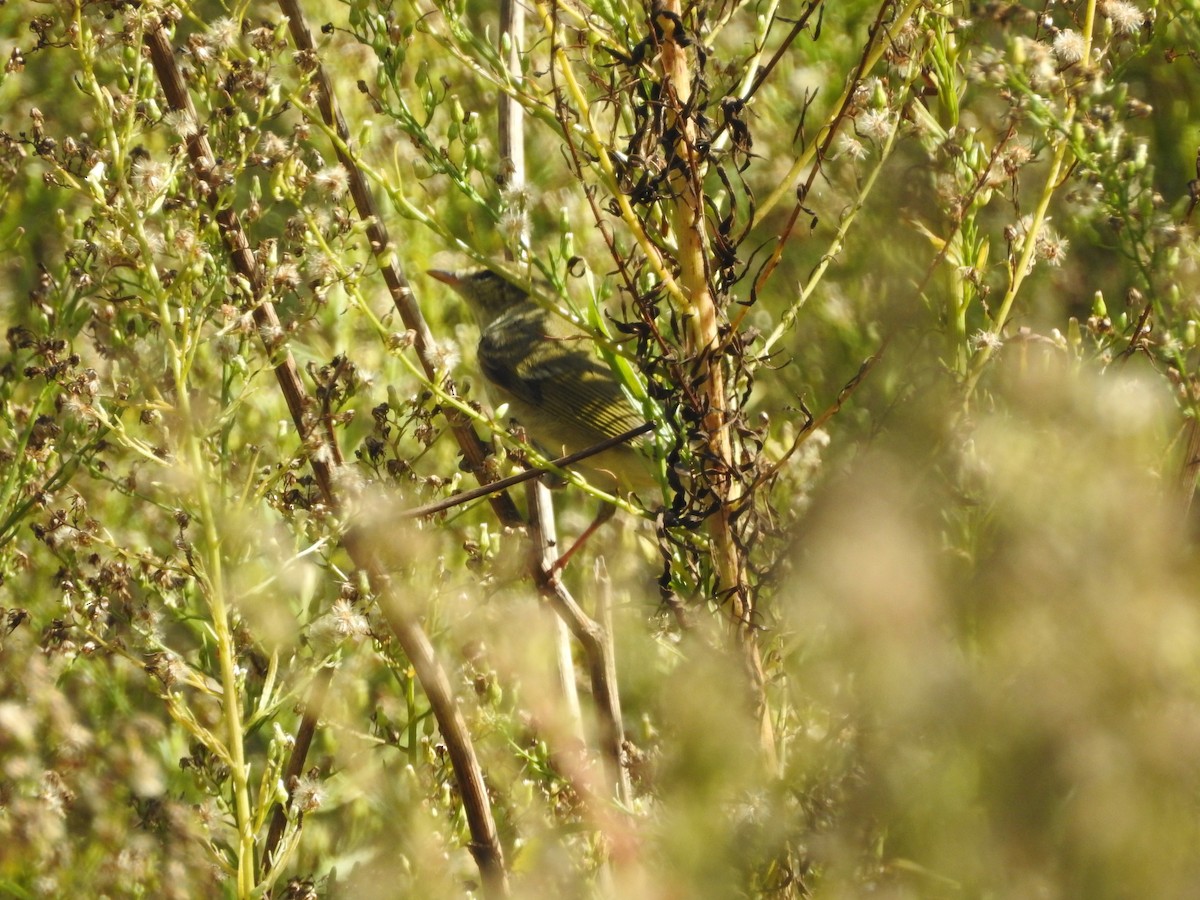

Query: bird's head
left=428, top=268, right=530, bottom=329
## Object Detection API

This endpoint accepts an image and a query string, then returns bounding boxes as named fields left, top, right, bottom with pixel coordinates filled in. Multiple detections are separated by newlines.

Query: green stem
left=75, top=9, right=258, bottom=894
left=962, top=0, right=1096, bottom=403
left=757, top=0, right=924, bottom=220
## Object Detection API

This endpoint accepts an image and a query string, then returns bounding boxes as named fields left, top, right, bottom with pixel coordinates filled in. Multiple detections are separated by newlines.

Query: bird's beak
left=427, top=269, right=461, bottom=288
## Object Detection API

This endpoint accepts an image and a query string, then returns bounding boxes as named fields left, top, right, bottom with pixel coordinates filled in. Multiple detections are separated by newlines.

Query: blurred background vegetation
left=3, top=0, right=1200, bottom=897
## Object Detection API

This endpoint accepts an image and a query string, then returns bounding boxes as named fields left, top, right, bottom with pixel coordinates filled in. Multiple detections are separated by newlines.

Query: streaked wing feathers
left=477, top=306, right=644, bottom=445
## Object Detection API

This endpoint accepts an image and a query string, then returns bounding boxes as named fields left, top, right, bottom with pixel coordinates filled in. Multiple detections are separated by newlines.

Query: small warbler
left=428, top=268, right=653, bottom=496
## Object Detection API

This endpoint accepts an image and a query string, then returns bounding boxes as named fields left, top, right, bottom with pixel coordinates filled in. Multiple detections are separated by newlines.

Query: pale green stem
left=962, top=0, right=1097, bottom=402
left=75, top=9, right=257, bottom=894
left=709, top=0, right=782, bottom=155
left=758, top=52, right=913, bottom=361
left=757, top=0, right=924, bottom=220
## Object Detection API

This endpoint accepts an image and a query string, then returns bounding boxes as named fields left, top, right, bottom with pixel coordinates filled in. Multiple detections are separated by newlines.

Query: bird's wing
left=477, top=307, right=645, bottom=444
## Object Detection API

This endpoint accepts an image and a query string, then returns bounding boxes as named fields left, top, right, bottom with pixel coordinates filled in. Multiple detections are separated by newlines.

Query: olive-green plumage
left=428, top=268, right=651, bottom=493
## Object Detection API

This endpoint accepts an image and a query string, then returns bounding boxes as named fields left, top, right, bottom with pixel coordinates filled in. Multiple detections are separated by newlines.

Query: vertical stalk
left=963, top=0, right=1098, bottom=402
left=77, top=12, right=257, bottom=893
left=658, top=1, right=776, bottom=768
left=499, top=0, right=528, bottom=256
left=498, top=0, right=582, bottom=728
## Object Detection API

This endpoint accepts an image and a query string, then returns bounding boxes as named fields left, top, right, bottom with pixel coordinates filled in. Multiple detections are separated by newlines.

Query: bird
left=427, top=267, right=655, bottom=498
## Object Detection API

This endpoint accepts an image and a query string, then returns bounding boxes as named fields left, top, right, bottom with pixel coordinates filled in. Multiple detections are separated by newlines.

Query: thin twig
left=403, top=423, right=653, bottom=519
left=756, top=0, right=924, bottom=221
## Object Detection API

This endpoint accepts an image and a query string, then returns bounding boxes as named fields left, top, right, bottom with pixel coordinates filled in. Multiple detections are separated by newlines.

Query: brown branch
left=143, top=22, right=509, bottom=897
left=532, top=561, right=632, bottom=805
left=262, top=665, right=332, bottom=861
left=261, top=1, right=523, bottom=882
left=763, top=347, right=885, bottom=484
left=1118, top=300, right=1154, bottom=361
left=743, top=2, right=825, bottom=102
left=707, top=0, right=825, bottom=150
